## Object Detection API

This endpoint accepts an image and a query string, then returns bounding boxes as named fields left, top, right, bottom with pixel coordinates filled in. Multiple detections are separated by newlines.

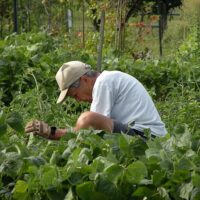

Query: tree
left=125, top=0, right=183, bottom=23
left=0, top=0, right=12, bottom=37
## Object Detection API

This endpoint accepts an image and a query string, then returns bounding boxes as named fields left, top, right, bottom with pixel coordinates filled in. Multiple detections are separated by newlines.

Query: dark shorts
left=113, top=120, right=156, bottom=140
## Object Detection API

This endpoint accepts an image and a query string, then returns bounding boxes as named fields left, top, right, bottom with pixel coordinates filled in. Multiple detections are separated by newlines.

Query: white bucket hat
left=55, top=61, right=91, bottom=104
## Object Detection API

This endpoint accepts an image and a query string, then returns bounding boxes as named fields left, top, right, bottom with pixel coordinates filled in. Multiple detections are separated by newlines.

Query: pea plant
left=0, top=26, right=200, bottom=200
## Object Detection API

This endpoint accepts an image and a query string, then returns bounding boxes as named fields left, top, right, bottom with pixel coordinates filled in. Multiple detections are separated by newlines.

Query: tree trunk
left=82, top=0, right=85, bottom=47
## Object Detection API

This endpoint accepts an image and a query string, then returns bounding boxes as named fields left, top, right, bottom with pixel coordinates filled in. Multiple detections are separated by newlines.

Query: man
left=25, top=61, right=167, bottom=140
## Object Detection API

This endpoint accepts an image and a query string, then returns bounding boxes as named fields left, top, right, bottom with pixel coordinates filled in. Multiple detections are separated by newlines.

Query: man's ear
left=80, top=75, right=89, bottom=83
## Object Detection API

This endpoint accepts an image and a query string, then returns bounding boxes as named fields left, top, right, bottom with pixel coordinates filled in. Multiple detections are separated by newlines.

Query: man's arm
left=25, top=111, right=114, bottom=140
left=25, top=120, right=74, bottom=140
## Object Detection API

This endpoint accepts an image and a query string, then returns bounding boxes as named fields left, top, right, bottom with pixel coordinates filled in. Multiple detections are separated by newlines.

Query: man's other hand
left=25, top=120, right=51, bottom=138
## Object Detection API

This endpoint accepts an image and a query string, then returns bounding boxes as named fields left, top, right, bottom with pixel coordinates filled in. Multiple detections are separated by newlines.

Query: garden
left=0, top=0, right=200, bottom=199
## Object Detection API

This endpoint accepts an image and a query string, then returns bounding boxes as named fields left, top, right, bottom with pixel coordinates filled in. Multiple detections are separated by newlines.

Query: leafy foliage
left=0, top=125, right=199, bottom=199
left=0, top=16, right=199, bottom=200
left=0, top=32, right=94, bottom=106
left=125, top=0, right=183, bottom=22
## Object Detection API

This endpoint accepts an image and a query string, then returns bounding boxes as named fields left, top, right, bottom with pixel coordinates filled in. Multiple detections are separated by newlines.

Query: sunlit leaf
left=12, top=180, right=28, bottom=200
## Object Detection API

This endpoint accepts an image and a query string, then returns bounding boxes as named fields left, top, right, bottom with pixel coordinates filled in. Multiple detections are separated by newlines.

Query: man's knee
left=75, top=111, right=113, bottom=132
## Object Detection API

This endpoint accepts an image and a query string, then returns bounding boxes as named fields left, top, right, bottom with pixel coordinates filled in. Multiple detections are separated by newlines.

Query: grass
left=162, top=0, right=200, bottom=58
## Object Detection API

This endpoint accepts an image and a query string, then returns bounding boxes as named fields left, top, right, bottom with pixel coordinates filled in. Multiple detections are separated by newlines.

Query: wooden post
left=27, top=0, right=31, bottom=31
left=82, top=0, right=85, bottom=47
left=97, top=11, right=105, bottom=71
left=13, top=0, right=18, bottom=33
left=158, top=2, right=163, bottom=57
left=121, top=0, right=127, bottom=52
left=115, top=0, right=126, bottom=55
left=115, top=0, right=120, bottom=50
left=158, top=15, right=163, bottom=57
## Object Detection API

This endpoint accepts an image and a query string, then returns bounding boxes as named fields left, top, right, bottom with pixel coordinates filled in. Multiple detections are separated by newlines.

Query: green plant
left=0, top=9, right=200, bottom=200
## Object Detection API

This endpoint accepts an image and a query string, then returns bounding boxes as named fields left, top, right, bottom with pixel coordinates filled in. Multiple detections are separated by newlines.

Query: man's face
left=67, top=76, right=93, bottom=103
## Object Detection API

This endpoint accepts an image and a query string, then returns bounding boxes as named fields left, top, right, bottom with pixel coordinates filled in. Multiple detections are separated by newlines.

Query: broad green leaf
left=177, top=127, right=192, bottom=148
left=160, top=158, right=173, bottom=171
left=125, top=161, right=148, bottom=184
left=191, top=188, right=200, bottom=200
left=26, top=133, right=35, bottom=147
left=130, top=138, right=148, bottom=156
left=192, top=173, right=200, bottom=187
left=66, top=162, right=92, bottom=185
left=6, top=112, right=24, bottom=133
left=50, top=150, right=60, bottom=165
left=68, top=172, right=86, bottom=185
left=59, top=166, right=70, bottom=182
left=83, top=134, right=104, bottom=152
left=76, top=181, right=94, bottom=200
left=153, top=170, right=166, bottom=186
left=0, top=151, right=6, bottom=163
left=1, top=152, right=23, bottom=177
left=174, top=124, right=186, bottom=134
left=40, top=165, right=59, bottom=189
left=104, top=164, right=124, bottom=184
left=105, top=151, right=118, bottom=164
left=0, top=123, right=7, bottom=136
left=145, top=148, right=160, bottom=158
left=92, top=156, right=114, bottom=173
left=172, top=169, right=191, bottom=183
left=119, top=134, right=129, bottom=153
left=78, top=148, right=93, bottom=164
left=46, top=189, right=66, bottom=200
left=176, top=157, right=193, bottom=170
left=27, top=44, right=39, bottom=52
left=192, top=140, right=200, bottom=152
left=180, top=182, right=193, bottom=200
left=62, top=147, right=71, bottom=160
left=146, top=156, right=160, bottom=172
left=12, top=180, right=28, bottom=200
left=68, top=147, right=82, bottom=161
left=132, top=186, right=153, bottom=198
left=27, top=165, right=38, bottom=174
left=76, top=181, right=108, bottom=200
left=25, top=156, right=46, bottom=167
left=0, top=111, right=7, bottom=136
left=157, top=187, right=170, bottom=200
left=64, top=188, right=74, bottom=200
left=95, top=175, right=121, bottom=200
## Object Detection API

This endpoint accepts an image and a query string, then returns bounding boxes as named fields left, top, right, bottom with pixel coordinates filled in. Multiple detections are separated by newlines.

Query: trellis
left=115, top=0, right=127, bottom=54
left=3, top=0, right=183, bottom=58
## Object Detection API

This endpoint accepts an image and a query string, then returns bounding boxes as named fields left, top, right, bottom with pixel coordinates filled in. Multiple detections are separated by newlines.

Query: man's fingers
left=25, top=124, right=33, bottom=130
left=25, top=120, right=39, bottom=130
left=25, top=120, right=39, bottom=133
left=25, top=127, right=37, bottom=133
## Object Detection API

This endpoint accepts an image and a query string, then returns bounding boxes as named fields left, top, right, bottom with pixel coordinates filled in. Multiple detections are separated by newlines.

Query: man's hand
left=25, top=120, right=51, bottom=138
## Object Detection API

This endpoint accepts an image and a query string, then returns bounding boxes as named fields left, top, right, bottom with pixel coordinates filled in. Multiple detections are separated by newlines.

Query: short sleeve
left=90, top=82, right=114, bottom=117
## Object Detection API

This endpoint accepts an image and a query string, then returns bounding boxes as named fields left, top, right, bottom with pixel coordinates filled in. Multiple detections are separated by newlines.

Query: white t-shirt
left=90, top=71, right=167, bottom=136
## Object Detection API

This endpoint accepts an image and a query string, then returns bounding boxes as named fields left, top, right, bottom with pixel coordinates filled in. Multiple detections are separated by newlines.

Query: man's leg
left=74, top=111, right=150, bottom=141
left=74, top=111, right=114, bottom=132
